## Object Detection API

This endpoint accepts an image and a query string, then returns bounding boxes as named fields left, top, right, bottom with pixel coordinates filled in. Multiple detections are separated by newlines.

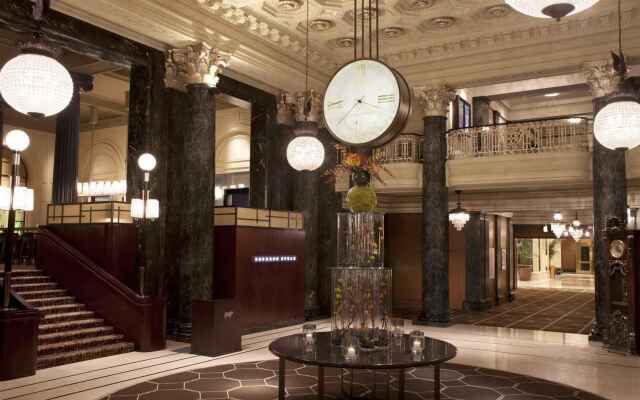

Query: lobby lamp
left=285, top=0, right=325, bottom=172
left=593, top=0, right=640, bottom=151
left=449, top=190, right=470, bottom=231
left=130, top=153, right=159, bottom=296
left=2, top=130, right=34, bottom=309
left=505, top=0, right=599, bottom=21
left=0, top=0, right=73, bottom=118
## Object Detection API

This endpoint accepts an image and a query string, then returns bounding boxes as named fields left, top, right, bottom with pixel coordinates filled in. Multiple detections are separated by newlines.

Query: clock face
left=323, top=59, right=410, bottom=147
left=610, top=239, right=626, bottom=259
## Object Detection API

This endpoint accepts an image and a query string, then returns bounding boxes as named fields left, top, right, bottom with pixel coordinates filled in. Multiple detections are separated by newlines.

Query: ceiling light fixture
left=505, top=0, right=600, bottom=21
left=285, top=0, right=325, bottom=172
left=545, top=92, right=560, bottom=97
left=550, top=212, right=566, bottom=239
left=449, top=190, right=470, bottom=231
left=0, top=0, right=73, bottom=118
left=593, top=0, right=640, bottom=151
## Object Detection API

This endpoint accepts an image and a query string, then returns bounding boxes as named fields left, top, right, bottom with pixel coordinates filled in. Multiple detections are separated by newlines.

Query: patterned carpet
left=101, top=360, right=605, bottom=400
left=453, top=289, right=595, bottom=334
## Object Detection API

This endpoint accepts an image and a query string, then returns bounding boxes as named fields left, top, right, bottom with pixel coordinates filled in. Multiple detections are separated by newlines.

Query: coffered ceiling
left=51, top=0, right=640, bottom=93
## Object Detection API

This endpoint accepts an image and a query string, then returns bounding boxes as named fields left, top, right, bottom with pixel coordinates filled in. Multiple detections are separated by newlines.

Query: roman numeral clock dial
left=323, top=59, right=411, bottom=148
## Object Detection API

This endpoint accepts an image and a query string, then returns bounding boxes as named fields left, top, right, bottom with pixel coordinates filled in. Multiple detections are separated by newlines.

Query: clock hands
left=337, top=97, right=363, bottom=126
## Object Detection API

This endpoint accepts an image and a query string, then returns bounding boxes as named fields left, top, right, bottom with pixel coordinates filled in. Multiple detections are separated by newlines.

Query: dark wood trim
left=0, top=0, right=153, bottom=67
left=37, top=227, right=166, bottom=351
left=0, top=287, right=39, bottom=380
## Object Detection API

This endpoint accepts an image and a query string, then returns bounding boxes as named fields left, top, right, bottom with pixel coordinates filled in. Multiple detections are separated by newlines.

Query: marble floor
left=518, top=274, right=595, bottom=291
left=0, top=321, right=638, bottom=400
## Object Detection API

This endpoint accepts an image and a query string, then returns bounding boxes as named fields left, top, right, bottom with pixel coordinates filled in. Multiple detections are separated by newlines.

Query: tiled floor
left=1, top=321, right=639, bottom=400
left=519, top=274, right=595, bottom=291
left=99, top=360, right=605, bottom=400
left=453, top=289, right=595, bottom=334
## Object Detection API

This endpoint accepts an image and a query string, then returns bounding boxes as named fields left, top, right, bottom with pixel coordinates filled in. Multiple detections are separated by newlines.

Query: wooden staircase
left=1, top=268, right=134, bottom=369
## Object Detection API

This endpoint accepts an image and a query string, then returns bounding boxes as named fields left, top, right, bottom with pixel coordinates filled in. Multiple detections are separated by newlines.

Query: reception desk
left=213, top=207, right=305, bottom=330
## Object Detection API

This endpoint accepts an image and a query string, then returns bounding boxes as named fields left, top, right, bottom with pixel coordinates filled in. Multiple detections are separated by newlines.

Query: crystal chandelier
left=593, top=0, right=640, bottom=150
left=505, top=0, right=600, bottom=20
left=567, top=212, right=584, bottom=241
left=550, top=212, right=566, bottom=239
left=0, top=1, right=73, bottom=118
left=285, top=0, right=325, bottom=172
left=449, top=190, right=470, bottom=231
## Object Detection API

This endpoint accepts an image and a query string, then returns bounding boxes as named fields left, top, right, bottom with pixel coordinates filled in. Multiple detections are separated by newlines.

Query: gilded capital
left=414, top=85, right=456, bottom=117
left=583, top=59, right=620, bottom=98
left=165, top=43, right=231, bottom=91
left=276, top=91, right=295, bottom=126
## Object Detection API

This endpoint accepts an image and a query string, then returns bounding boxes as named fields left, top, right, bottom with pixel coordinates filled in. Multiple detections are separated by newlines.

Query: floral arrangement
left=324, top=148, right=390, bottom=184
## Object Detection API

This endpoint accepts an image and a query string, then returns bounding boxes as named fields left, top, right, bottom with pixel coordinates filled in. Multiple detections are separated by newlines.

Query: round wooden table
left=269, top=332, right=457, bottom=400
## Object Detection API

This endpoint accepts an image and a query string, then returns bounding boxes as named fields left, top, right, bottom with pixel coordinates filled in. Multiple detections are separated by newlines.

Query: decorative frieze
left=165, top=43, right=231, bottom=91
left=583, top=59, right=620, bottom=98
left=414, top=85, right=455, bottom=117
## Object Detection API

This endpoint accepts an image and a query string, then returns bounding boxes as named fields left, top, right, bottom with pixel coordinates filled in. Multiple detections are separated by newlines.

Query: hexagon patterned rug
left=100, top=360, right=606, bottom=400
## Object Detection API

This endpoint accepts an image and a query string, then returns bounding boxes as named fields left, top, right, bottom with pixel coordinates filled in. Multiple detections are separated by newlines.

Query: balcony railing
left=373, top=134, right=423, bottom=163
left=447, top=117, right=592, bottom=160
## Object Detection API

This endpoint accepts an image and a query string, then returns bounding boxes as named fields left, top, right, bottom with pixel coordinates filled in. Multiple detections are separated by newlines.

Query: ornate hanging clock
left=323, top=59, right=411, bottom=148
left=322, top=0, right=411, bottom=148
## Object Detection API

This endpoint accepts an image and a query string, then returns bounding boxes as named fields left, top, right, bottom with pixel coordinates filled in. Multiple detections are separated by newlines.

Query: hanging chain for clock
left=353, top=0, right=379, bottom=61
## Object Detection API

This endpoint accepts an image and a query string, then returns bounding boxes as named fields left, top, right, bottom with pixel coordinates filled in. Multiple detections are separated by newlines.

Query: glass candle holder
left=410, top=330, right=425, bottom=354
left=342, top=330, right=358, bottom=361
left=303, top=323, right=317, bottom=345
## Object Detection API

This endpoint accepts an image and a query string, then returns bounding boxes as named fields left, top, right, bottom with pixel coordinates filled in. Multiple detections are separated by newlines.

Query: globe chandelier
left=285, top=0, right=325, bottom=172
left=0, top=0, right=73, bottom=119
left=449, top=190, right=470, bottom=231
left=550, top=212, right=566, bottom=239
left=593, top=0, right=640, bottom=151
left=505, top=0, right=600, bottom=20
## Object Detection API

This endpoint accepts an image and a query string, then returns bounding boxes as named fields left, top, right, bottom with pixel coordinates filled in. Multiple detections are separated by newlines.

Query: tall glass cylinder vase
left=337, top=212, right=384, bottom=268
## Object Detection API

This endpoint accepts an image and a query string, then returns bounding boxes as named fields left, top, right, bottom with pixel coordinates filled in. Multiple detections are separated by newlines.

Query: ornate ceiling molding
left=384, top=7, right=638, bottom=68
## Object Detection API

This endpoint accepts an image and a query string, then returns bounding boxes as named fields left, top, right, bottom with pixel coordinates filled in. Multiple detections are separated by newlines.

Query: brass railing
left=447, top=117, right=592, bottom=160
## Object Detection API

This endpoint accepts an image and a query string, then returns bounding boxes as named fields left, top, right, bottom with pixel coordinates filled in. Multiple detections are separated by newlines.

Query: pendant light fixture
left=449, top=190, right=470, bottom=231
left=286, top=0, right=325, bottom=172
left=550, top=212, right=566, bottom=239
left=593, top=0, right=640, bottom=151
left=0, top=0, right=73, bottom=118
left=505, top=0, right=600, bottom=20
left=567, top=211, right=584, bottom=241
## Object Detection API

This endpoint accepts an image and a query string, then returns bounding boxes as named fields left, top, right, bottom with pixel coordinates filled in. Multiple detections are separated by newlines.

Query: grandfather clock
left=604, top=217, right=639, bottom=354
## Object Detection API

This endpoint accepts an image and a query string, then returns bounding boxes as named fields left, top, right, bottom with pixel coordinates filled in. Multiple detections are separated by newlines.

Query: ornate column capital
left=414, top=85, right=456, bottom=118
left=277, top=89, right=323, bottom=127
left=165, top=42, right=231, bottom=91
left=583, top=59, right=620, bottom=98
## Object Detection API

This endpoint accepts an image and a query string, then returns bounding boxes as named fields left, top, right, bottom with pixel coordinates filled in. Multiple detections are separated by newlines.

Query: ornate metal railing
left=447, top=117, right=592, bottom=160
left=373, top=134, right=423, bottom=163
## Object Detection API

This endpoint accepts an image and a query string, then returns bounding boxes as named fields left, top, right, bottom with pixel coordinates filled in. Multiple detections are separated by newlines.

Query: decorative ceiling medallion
left=483, top=4, right=511, bottom=19
left=331, top=37, right=356, bottom=48
left=423, top=16, right=456, bottom=30
left=308, top=19, right=336, bottom=32
left=276, top=0, right=304, bottom=12
left=409, top=0, right=436, bottom=10
left=381, top=26, right=407, bottom=39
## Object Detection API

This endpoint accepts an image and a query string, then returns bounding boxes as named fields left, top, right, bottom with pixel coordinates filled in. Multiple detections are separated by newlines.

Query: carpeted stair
left=1, top=268, right=134, bottom=369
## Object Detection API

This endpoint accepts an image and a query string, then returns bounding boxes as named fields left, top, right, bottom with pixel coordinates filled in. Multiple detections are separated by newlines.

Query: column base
left=414, top=311, right=452, bottom=326
left=463, top=299, right=491, bottom=312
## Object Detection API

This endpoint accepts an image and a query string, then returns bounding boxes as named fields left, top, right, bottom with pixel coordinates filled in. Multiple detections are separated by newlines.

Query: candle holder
left=410, top=330, right=425, bottom=354
left=342, top=330, right=358, bottom=361
left=302, top=323, right=317, bottom=345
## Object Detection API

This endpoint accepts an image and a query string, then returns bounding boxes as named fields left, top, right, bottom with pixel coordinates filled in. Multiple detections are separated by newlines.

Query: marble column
left=164, top=43, right=224, bottom=337
left=415, top=85, right=455, bottom=323
left=584, top=60, right=626, bottom=341
left=52, top=74, right=93, bottom=204
left=463, top=212, right=491, bottom=311
left=127, top=50, right=167, bottom=298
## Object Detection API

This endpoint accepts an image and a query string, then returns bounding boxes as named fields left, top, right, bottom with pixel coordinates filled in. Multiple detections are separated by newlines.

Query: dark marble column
left=269, top=123, right=294, bottom=210
left=463, top=212, right=491, bottom=311
left=177, top=84, right=216, bottom=337
left=591, top=98, right=627, bottom=341
left=52, top=74, right=93, bottom=204
left=584, top=60, right=627, bottom=341
left=126, top=51, right=167, bottom=299
left=293, top=169, right=320, bottom=318
left=417, top=86, right=455, bottom=324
